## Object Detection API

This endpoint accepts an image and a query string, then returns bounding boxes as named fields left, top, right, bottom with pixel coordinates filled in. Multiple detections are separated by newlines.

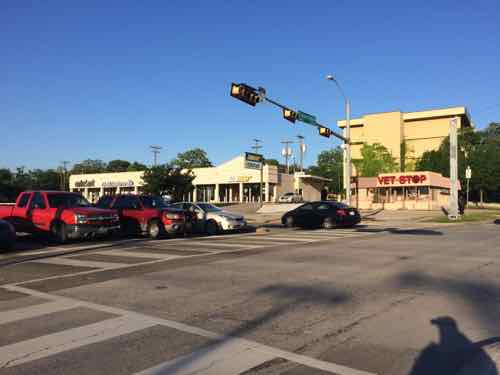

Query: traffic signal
left=283, top=108, right=297, bottom=123
left=230, top=83, right=261, bottom=107
left=319, top=126, right=332, bottom=138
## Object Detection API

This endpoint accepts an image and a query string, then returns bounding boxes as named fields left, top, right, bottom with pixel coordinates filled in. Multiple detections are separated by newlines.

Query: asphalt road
left=0, top=222, right=499, bottom=375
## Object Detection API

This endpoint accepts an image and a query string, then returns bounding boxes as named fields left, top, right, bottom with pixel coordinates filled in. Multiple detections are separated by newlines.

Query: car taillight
left=337, top=209, right=347, bottom=216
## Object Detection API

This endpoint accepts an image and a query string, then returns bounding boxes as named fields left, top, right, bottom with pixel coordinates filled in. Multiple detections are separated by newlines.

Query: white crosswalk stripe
left=34, top=257, right=124, bottom=269
left=0, top=315, right=156, bottom=368
left=0, top=285, right=377, bottom=375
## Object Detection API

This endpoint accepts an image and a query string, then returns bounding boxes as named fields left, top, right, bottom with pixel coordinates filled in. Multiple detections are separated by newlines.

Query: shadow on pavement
left=408, top=316, right=498, bottom=375
left=152, top=283, right=351, bottom=374
left=494, top=219, right=500, bottom=225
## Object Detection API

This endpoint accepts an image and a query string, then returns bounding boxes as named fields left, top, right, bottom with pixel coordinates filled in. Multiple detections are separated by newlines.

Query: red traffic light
left=230, top=83, right=260, bottom=107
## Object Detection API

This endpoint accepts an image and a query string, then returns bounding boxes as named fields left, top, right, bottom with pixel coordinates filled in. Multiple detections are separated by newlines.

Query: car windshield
left=47, top=193, right=91, bottom=208
left=140, top=196, right=167, bottom=209
left=197, top=203, right=222, bottom=212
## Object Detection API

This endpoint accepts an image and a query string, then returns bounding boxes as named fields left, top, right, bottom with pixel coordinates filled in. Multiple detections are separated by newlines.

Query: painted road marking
left=0, top=315, right=156, bottom=368
left=3, top=285, right=377, bottom=375
left=133, top=337, right=276, bottom=375
left=33, top=257, right=123, bottom=269
left=0, top=300, right=79, bottom=325
left=104, top=249, right=184, bottom=260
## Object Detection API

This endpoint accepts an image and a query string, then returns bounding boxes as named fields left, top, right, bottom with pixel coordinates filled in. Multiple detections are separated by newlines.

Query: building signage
left=229, top=176, right=252, bottom=183
left=75, top=179, right=95, bottom=188
left=245, top=161, right=261, bottom=170
left=377, top=174, right=427, bottom=186
left=102, top=180, right=135, bottom=188
left=245, top=152, right=263, bottom=163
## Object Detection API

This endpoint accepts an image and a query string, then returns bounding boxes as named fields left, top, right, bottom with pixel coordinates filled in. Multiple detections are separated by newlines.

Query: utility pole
left=281, top=140, right=294, bottom=174
left=150, top=146, right=162, bottom=166
left=297, top=135, right=305, bottom=172
left=60, top=161, right=70, bottom=191
left=252, top=139, right=264, bottom=205
left=448, top=117, right=459, bottom=220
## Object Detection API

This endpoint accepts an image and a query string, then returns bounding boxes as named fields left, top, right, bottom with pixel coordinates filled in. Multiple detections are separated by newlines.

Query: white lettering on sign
left=102, top=180, right=135, bottom=188
left=377, top=174, right=427, bottom=186
left=75, top=180, right=95, bottom=188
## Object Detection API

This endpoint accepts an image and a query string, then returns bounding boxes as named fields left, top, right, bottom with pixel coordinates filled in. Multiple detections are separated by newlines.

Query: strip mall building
left=69, top=155, right=329, bottom=204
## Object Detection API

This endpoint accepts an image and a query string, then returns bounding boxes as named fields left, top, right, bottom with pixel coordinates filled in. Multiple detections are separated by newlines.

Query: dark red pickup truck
left=95, top=194, right=185, bottom=239
left=0, top=191, right=120, bottom=243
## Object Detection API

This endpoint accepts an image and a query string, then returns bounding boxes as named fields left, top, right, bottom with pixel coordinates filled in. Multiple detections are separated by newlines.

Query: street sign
left=466, top=166, right=472, bottom=179
left=297, top=111, right=317, bottom=125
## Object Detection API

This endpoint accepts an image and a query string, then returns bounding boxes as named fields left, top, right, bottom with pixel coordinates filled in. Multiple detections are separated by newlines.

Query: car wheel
left=51, top=221, right=68, bottom=244
left=148, top=220, right=164, bottom=239
left=284, top=216, right=295, bottom=228
left=205, top=220, right=218, bottom=236
left=322, top=217, right=335, bottom=230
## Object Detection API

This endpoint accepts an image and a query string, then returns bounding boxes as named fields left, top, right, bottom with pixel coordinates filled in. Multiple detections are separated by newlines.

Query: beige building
left=69, top=155, right=329, bottom=203
left=338, top=106, right=472, bottom=171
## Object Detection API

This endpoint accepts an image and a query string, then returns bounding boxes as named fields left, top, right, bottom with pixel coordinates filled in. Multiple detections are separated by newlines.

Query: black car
left=281, top=201, right=361, bottom=229
left=0, top=219, right=16, bottom=252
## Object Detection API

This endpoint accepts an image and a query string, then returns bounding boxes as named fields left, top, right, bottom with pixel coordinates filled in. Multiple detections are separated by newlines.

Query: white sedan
left=170, top=202, right=247, bottom=234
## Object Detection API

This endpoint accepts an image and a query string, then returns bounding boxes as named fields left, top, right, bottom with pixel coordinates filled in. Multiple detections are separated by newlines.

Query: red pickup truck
left=95, top=194, right=185, bottom=239
left=0, top=191, right=120, bottom=243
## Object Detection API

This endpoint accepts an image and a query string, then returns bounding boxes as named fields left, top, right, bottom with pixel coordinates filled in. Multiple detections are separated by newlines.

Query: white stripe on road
left=104, top=250, right=183, bottom=260
left=0, top=300, right=79, bottom=325
left=168, top=241, right=257, bottom=249
left=0, top=316, right=155, bottom=368
left=133, top=337, right=276, bottom=375
left=264, top=236, right=317, bottom=242
left=3, top=285, right=377, bottom=375
left=33, top=257, right=124, bottom=269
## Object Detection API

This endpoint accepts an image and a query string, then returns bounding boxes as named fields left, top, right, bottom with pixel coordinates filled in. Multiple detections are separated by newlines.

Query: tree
left=416, top=124, right=500, bottom=203
left=30, top=169, right=60, bottom=190
left=106, top=160, right=131, bottom=172
left=127, top=162, right=148, bottom=171
left=264, top=159, right=280, bottom=166
left=142, top=164, right=194, bottom=201
left=0, top=168, right=15, bottom=202
left=171, top=148, right=212, bottom=169
left=71, top=159, right=107, bottom=174
left=353, top=143, right=398, bottom=177
left=306, top=147, right=343, bottom=193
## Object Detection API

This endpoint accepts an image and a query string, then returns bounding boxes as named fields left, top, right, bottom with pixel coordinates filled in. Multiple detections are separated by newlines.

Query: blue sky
left=2, top=0, right=499, bottom=170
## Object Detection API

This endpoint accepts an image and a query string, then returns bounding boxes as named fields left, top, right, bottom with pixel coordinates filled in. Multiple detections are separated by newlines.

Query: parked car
left=169, top=202, right=246, bottom=235
left=0, top=219, right=16, bottom=251
left=0, top=191, right=120, bottom=243
left=96, top=194, right=185, bottom=239
left=281, top=201, right=361, bottom=229
left=278, top=192, right=303, bottom=203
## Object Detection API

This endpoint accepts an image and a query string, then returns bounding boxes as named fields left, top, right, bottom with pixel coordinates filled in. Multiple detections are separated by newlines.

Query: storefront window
left=419, top=186, right=429, bottom=196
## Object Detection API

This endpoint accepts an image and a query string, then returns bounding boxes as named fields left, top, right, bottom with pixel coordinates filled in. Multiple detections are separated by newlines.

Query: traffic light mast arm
left=263, top=97, right=348, bottom=142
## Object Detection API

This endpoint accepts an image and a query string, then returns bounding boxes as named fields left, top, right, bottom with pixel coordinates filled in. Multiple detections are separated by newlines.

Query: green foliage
left=71, top=159, right=107, bottom=174
left=142, top=164, right=194, bottom=201
left=0, top=167, right=62, bottom=202
left=416, top=123, right=500, bottom=202
left=171, top=148, right=212, bottom=169
left=306, top=147, right=343, bottom=193
left=264, top=158, right=280, bottom=166
left=106, top=160, right=131, bottom=172
left=353, top=143, right=398, bottom=177
left=127, top=162, right=148, bottom=171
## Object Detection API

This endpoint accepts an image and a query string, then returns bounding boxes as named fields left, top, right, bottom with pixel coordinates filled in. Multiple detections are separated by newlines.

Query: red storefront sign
left=377, top=174, right=427, bottom=185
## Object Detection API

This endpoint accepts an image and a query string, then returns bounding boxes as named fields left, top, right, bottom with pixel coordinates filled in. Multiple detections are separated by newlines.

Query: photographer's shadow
left=409, top=316, right=498, bottom=375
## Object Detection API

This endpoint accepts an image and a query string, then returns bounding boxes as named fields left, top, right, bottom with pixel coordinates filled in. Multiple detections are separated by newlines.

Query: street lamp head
left=326, top=74, right=335, bottom=81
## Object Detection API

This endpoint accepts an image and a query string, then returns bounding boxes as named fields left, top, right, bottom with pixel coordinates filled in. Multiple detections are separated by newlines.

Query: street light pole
left=326, top=74, right=351, bottom=205
left=252, top=139, right=264, bottom=206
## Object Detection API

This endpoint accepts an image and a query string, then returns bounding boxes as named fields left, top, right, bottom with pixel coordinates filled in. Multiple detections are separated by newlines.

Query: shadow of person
left=408, top=316, right=498, bottom=375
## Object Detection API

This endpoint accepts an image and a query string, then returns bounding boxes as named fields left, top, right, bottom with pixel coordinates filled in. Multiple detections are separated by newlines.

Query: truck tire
left=148, top=219, right=165, bottom=239
left=51, top=222, right=68, bottom=244
left=205, top=220, right=218, bottom=236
